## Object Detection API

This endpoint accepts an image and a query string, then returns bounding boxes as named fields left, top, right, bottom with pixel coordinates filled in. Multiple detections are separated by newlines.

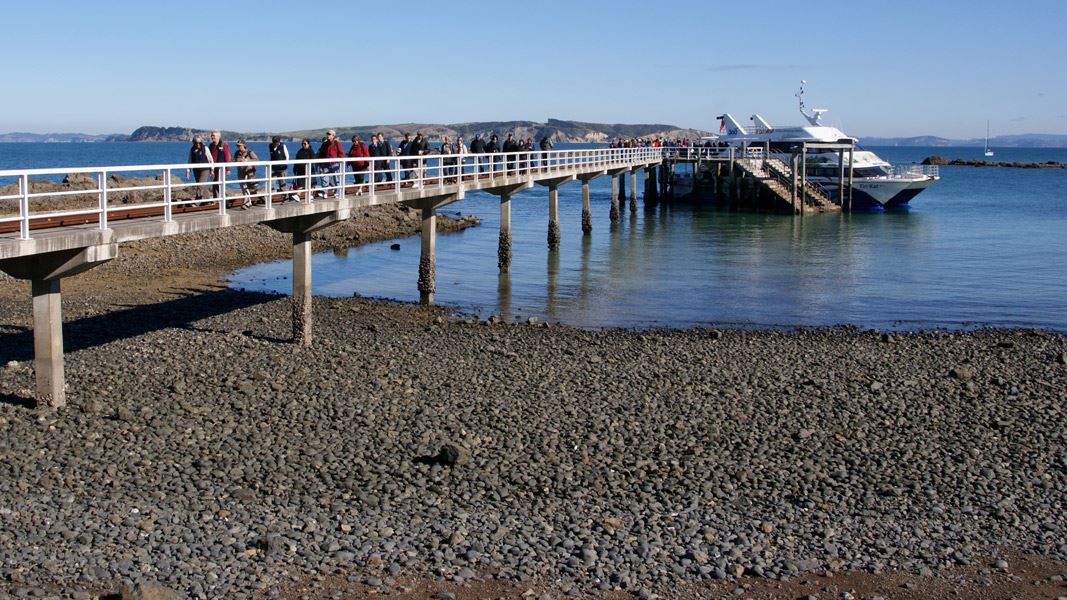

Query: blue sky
left=3, top=0, right=1065, bottom=138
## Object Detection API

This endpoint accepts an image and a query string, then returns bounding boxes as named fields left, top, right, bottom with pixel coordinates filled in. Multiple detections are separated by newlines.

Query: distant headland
left=922, top=155, right=1067, bottom=169
left=5, top=125, right=1067, bottom=147
left=0, top=119, right=709, bottom=144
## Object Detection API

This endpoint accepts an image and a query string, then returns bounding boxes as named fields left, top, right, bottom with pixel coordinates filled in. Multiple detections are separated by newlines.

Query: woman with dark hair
left=184, top=136, right=213, bottom=203
left=347, top=134, right=370, bottom=189
left=293, top=138, right=315, bottom=200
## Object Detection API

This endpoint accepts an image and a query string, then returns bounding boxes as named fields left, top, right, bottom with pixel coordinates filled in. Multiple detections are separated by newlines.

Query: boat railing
left=890, top=164, right=939, bottom=178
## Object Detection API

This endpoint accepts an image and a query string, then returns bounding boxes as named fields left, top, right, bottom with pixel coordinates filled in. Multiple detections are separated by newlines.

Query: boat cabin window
left=806, top=166, right=890, bottom=178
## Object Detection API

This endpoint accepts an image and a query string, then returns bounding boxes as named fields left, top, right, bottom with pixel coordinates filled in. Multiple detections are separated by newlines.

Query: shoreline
left=0, top=212, right=1065, bottom=599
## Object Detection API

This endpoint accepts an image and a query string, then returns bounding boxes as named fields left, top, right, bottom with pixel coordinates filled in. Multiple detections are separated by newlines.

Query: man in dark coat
left=399, top=132, right=414, bottom=180
left=539, top=134, right=554, bottom=169
left=409, top=132, right=430, bottom=181
left=502, top=133, right=518, bottom=174
left=470, top=134, right=487, bottom=173
left=377, top=133, right=394, bottom=182
left=486, top=134, right=501, bottom=174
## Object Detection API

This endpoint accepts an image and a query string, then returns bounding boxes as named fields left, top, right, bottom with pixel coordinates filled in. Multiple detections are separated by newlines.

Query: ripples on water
left=231, top=147, right=1067, bottom=331
left=1, top=142, right=1063, bottom=330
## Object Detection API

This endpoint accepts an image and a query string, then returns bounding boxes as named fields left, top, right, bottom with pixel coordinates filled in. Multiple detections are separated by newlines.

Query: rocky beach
left=0, top=210, right=1065, bottom=600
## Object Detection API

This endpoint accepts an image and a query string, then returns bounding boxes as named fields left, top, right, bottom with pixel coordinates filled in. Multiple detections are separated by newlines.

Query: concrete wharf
left=0, top=148, right=661, bottom=407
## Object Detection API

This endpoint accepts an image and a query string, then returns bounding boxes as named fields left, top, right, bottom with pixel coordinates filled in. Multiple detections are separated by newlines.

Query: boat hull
left=820, top=175, right=936, bottom=209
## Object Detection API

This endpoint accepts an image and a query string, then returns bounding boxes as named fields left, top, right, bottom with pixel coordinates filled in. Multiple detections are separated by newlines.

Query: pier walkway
left=0, top=148, right=661, bottom=407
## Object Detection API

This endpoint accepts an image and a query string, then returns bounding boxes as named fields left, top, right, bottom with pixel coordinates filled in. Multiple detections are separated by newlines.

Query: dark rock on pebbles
left=436, top=442, right=471, bottom=467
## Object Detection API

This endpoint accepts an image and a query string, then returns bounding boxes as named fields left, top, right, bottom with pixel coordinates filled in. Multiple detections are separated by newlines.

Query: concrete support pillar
left=267, top=211, right=348, bottom=349
left=498, top=192, right=512, bottom=273
left=629, top=170, right=638, bottom=212
left=609, top=175, right=620, bottom=224
left=32, top=279, right=64, bottom=408
left=418, top=202, right=436, bottom=304
left=617, top=173, right=626, bottom=216
left=292, top=231, right=313, bottom=347
left=581, top=179, right=592, bottom=235
left=547, top=184, right=560, bottom=250
left=2, top=243, right=118, bottom=409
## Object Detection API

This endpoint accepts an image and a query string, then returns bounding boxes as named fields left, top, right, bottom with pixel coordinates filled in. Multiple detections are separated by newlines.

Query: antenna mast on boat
left=797, top=80, right=827, bottom=126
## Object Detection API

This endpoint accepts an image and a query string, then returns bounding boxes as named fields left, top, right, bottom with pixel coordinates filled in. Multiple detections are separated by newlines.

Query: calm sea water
left=2, top=142, right=1066, bottom=330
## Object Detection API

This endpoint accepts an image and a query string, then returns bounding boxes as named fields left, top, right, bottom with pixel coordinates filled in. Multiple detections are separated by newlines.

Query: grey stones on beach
left=119, top=581, right=182, bottom=600
left=0, top=293, right=1064, bottom=598
left=949, top=365, right=974, bottom=380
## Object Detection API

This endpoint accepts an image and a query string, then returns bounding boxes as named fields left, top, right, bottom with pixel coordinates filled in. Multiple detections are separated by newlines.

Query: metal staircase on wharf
left=763, top=158, right=837, bottom=210
left=736, top=158, right=837, bottom=212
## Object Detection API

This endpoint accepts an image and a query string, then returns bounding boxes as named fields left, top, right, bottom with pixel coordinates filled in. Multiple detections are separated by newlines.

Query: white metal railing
left=661, top=146, right=737, bottom=161
left=0, top=147, right=660, bottom=240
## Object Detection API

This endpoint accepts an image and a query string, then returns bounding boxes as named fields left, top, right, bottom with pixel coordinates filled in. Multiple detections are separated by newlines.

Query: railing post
left=219, top=167, right=227, bottom=215
left=339, top=160, right=346, bottom=198
left=369, top=157, right=376, bottom=197
left=417, top=157, right=424, bottom=189
left=98, top=172, right=110, bottom=229
left=305, top=162, right=312, bottom=203
left=266, top=164, right=273, bottom=210
left=19, top=174, right=30, bottom=240
left=162, top=169, right=171, bottom=223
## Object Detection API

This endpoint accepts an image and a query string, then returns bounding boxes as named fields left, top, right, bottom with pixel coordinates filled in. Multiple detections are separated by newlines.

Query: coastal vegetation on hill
left=0, top=120, right=710, bottom=144
left=6, top=128, right=1067, bottom=147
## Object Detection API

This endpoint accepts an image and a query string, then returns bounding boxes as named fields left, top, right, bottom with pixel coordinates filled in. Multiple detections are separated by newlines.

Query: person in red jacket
left=316, top=129, right=344, bottom=198
left=208, top=130, right=232, bottom=198
left=347, top=134, right=370, bottom=189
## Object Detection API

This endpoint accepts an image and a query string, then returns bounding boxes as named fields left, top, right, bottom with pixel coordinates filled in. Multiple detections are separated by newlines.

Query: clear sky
left=3, top=0, right=1065, bottom=138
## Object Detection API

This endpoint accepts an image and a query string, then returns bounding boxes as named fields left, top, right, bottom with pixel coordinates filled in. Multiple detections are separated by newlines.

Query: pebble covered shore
left=0, top=290, right=1064, bottom=598
left=0, top=207, right=1064, bottom=599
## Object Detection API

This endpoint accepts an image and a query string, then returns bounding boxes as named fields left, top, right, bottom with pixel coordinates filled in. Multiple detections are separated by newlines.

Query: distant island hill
left=4, top=123, right=1067, bottom=147
left=0, top=119, right=709, bottom=144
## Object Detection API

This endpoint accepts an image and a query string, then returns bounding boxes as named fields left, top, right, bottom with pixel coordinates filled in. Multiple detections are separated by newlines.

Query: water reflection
left=546, top=250, right=560, bottom=320
left=229, top=179, right=1064, bottom=331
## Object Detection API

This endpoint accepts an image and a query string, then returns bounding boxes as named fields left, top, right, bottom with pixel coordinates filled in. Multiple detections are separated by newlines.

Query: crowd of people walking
left=184, top=129, right=670, bottom=207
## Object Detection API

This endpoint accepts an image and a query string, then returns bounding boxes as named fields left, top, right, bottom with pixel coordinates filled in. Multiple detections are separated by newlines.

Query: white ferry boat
left=711, top=84, right=939, bottom=208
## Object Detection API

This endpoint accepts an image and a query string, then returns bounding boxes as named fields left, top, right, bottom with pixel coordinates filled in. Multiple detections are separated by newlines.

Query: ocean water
left=2, top=143, right=1066, bottom=330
